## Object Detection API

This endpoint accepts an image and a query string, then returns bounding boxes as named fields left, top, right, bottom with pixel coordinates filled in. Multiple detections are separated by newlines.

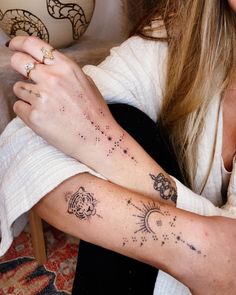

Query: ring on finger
left=41, top=47, right=55, bottom=63
left=25, top=61, right=37, bottom=79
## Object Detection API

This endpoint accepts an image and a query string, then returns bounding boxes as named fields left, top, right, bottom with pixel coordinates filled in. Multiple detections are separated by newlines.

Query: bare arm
left=35, top=172, right=236, bottom=295
left=10, top=36, right=176, bottom=205
left=10, top=36, right=236, bottom=217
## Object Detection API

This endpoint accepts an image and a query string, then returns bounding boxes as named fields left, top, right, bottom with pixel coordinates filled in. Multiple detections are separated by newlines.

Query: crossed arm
left=34, top=172, right=236, bottom=295
left=8, top=36, right=236, bottom=294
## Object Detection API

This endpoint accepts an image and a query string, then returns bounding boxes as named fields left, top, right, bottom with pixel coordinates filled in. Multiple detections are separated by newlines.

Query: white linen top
left=0, top=36, right=235, bottom=294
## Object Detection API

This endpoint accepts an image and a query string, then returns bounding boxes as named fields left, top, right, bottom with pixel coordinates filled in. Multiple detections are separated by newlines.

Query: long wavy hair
left=135, top=0, right=236, bottom=190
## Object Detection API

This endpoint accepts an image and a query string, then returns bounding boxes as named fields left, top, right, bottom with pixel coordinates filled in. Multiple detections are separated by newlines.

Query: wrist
left=165, top=213, right=210, bottom=288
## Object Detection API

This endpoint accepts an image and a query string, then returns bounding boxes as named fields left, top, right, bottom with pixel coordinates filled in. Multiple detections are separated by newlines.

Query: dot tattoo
left=149, top=173, right=177, bottom=203
left=78, top=133, right=86, bottom=140
left=171, top=232, right=204, bottom=255
left=82, top=111, right=137, bottom=163
left=124, top=198, right=205, bottom=256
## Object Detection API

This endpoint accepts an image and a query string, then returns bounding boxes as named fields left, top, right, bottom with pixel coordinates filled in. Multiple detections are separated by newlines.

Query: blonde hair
left=137, top=0, right=236, bottom=190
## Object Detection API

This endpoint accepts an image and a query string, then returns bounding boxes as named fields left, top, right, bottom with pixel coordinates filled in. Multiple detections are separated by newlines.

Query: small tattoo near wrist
left=149, top=173, right=177, bottom=203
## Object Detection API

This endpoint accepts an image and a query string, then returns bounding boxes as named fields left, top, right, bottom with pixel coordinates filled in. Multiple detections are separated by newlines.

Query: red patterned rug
left=0, top=224, right=79, bottom=295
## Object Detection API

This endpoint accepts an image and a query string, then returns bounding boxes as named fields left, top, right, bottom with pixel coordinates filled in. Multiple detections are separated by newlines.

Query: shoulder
left=114, top=34, right=168, bottom=51
left=106, top=35, right=168, bottom=69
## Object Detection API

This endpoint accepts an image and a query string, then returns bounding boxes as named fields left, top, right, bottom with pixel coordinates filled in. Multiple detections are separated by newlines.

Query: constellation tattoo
left=66, top=187, right=101, bottom=220
left=171, top=232, right=205, bottom=256
left=149, top=173, right=177, bottom=203
left=71, top=69, right=137, bottom=163
left=81, top=110, right=137, bottom=163
left=124, top=198, right=205, bottom=256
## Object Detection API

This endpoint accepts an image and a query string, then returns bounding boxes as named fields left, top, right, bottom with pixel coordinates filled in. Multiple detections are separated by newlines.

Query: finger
left=13, top=100, right=32, bottom=125
left=11, top=52, right=44, bottom=82
left=10, top=36, right=90, bottom=82
left=9, top=36, right=63, bottom=65
left=13, top=81, right=41, bottom=105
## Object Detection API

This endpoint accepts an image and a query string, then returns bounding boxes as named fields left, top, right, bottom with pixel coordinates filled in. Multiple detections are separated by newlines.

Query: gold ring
left=41, top=47, right=55, bottom=63
left=25, top=62, right=36, bottom=79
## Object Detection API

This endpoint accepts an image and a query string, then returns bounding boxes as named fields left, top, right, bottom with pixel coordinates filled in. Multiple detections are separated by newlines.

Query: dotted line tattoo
left=72, top=69, right=137, bottom=163
left=65, top=187, right=102, bottom=220
left=20, top=86, right=41, bottom=98
left=124, top=198, right=205, bottom=256
left=149, top=173, right=177, bottom=203
left=171, top=232, right=206, bottom=257
left=79, top=111, right=137, bottom=164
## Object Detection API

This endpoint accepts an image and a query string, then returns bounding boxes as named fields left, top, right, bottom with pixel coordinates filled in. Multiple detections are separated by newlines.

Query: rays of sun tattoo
left=124, top=199, right=165, bottom=247
left=66, top=187, right=102, bottom=221
left=126, top=199, right=165, bottom=235
left=124, top=198, right=205, bottom=256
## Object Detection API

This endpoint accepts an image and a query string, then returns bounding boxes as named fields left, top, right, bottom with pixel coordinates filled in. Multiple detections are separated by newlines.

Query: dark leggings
left=72, top=104, right=183, bottom=295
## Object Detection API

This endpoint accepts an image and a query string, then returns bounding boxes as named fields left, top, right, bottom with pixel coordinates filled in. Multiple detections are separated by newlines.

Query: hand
left=10, top=36, right=118, bottom=161
left=10, top=36, right=177, bottom=204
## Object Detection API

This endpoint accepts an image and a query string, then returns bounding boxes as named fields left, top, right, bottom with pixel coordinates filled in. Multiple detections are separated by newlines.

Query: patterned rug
left=0, top=224, right=79, bottom=295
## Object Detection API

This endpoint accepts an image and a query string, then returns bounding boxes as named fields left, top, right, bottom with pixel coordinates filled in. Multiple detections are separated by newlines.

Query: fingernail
left=5, top=40, right=10, bottom=47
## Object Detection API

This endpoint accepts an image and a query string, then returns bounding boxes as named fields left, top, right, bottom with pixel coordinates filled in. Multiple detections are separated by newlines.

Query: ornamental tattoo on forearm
left=65, top=186, right=204, bottom=257
left=82, top=110, right=138, bottom=163
left=149, top=173, right=177, bottom=203
left=124, top=198, right=205, bottom=256
left=72, top=69, right=138, bottom=164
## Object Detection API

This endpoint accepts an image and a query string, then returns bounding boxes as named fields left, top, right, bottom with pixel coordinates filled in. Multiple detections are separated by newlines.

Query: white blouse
left=0, top=36, right=235, bottom=294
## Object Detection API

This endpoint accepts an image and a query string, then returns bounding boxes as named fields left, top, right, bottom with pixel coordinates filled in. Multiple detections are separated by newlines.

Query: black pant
left=72, top=104, right=183, bottom=295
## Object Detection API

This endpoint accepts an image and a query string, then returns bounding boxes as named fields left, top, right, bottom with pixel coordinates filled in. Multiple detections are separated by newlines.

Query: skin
left=10, top=36, right=178, bottom=206
left=35, top=173, right=236, bottom=295
left=222, top=0, right=236, bottom=171
left=7, top=2, right=236, bottom=292
left=222, top=91, right=236, bottom=171
left=228, top=0, right=236, bottom=12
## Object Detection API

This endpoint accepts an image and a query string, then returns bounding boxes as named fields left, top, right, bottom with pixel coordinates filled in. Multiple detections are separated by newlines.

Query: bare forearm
left=10, top=35, right=176, bottom=206
left=72, top=115, right=177, bottom=206
left=34, top=173, right=236, bottom=294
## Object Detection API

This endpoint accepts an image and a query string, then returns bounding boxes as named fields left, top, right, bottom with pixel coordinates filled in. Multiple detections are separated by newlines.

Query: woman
left=0, top=0, right=236, bottom=294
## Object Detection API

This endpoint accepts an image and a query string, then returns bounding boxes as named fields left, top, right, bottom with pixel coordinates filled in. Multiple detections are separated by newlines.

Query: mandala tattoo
left=149, top=173, right=177, bottom=203
left=67, top=187, right=98, bottom=220
left=46, top=0, right=89, bottom=40
left=0, top=9, right=49, bottom=41
left=124, top=198, right=205, bottom=256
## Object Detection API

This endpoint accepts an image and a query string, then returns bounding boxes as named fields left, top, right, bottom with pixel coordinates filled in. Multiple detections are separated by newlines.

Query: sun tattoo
left=128, top=200, right=164, bottom=234
left=124, top=198, right=206, bottom=256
